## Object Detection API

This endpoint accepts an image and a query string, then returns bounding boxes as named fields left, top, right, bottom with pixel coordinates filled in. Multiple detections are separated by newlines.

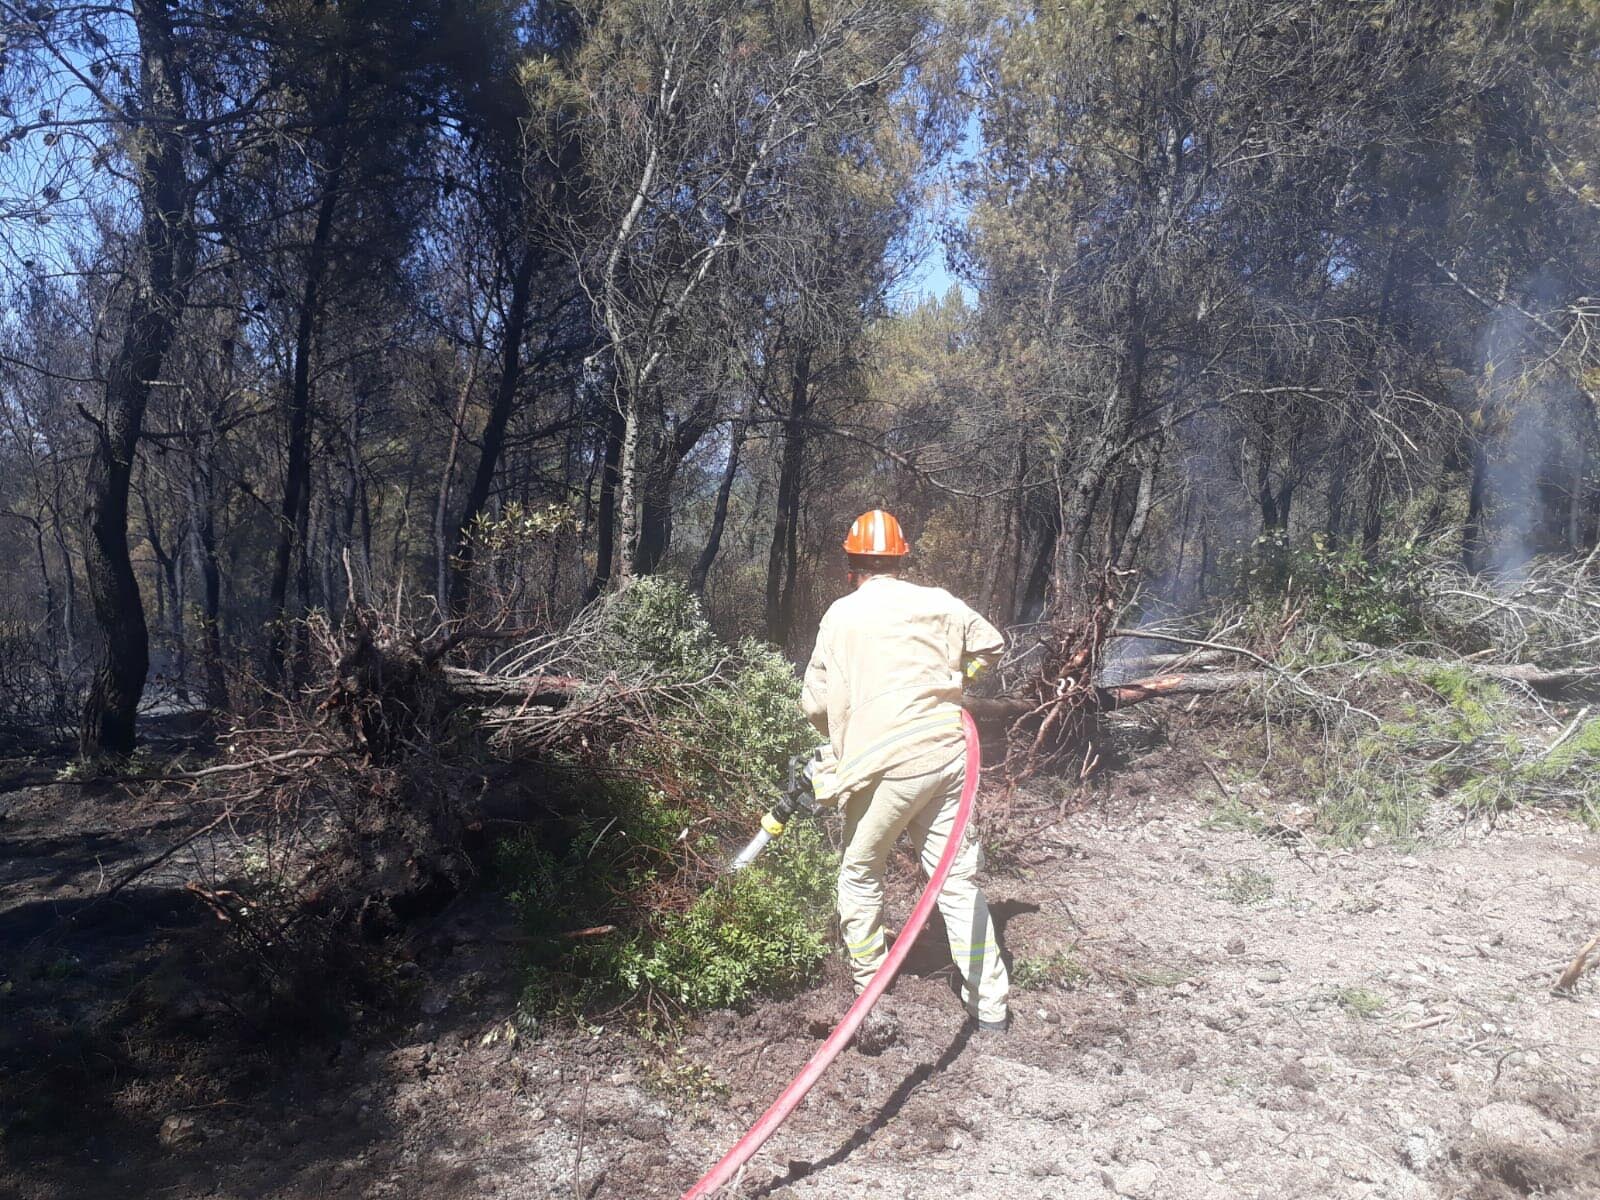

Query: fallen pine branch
left=44, top=747, right=351, bottom=788
left=1554, top=933, right=1600, bottom=993
left=965, top=670, right=1270, bottom=721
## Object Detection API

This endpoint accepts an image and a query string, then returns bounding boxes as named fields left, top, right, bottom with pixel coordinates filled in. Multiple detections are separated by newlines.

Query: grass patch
left=1315, top=768, right=1430, bottom=846
left=1201, top=793, right=1267, bottom=835
left=640, top=1047, right=730, bottom=1106
left=1334, top=986, right=1387, bottom=1019
left=1012, top=948, right=1089, bottom=992
left=1127, top=964, right=1191, bottom=989
left=1221, top=866, right=1275, bottom=906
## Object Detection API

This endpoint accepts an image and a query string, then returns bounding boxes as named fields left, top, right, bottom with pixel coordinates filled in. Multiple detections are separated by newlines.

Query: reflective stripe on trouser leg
left=837, top=769, right=936, bottom=993
left=906, top=756, right=1009, bottom=1024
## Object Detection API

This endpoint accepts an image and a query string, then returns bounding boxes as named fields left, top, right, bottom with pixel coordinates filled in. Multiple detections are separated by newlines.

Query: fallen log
left=1472, top=663, right=1600, bottom=696
left=1102, top=649, right=1234, bottom=675
left=966, top=660, right=1600, bottom=724
left=437, top=666, right=582, bottom=711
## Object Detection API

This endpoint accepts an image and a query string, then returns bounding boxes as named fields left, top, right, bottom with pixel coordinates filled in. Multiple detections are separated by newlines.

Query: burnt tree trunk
left=1016, top=503, right=1060, bottom=624
left=689, top=403, right=750, bottom=596
left=448, top=243, right=538, bottom=612
left=1463, top=432, right=1490, bottom=573
left=765, top=347, right=812, bottom=644
left=584, top=401, right=627, bottom=603
left=1115, top=449, right=1159, bottom=574
left=80, top=0, right=193, bottom=757
left=269, top=146, right=345, bottom=680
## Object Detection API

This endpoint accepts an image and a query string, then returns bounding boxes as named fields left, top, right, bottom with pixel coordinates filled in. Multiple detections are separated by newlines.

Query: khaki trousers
left=838, top=754, right=1009, bottom=1023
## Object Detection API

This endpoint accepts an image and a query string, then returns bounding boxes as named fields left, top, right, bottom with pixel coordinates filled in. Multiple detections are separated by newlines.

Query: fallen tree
left=968, top=654, right=1600, bottom=724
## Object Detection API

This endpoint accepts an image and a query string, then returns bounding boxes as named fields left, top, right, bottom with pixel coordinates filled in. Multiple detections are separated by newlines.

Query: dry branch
left=436, top=666, right=582, bottom=710
left=965, top=670, right=1268, bottom=722
left=1554, top=933, right=1600, bottom=994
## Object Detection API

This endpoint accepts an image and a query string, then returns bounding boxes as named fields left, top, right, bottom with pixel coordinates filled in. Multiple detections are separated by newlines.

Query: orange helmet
left=843, top=509, right=910, bottom=557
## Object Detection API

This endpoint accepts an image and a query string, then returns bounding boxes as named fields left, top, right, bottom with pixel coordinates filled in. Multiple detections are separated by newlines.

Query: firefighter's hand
left=802, top=745, right=843, bottom=809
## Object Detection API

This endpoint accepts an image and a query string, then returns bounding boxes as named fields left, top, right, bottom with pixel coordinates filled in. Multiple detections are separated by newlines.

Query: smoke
left=1479, top=273, right=1582, bottom=578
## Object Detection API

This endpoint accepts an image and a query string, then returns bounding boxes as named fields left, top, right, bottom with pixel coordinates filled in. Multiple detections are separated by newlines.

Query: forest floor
left=2, top=723, right=1598, bottom=1200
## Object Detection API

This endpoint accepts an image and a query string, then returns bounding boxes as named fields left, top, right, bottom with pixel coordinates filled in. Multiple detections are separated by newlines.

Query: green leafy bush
left=1250, top=534, right=1432, bottom=645
left=497, top=578, right=835, bottom=1014
left=597, top=828, right=834, bottom=1008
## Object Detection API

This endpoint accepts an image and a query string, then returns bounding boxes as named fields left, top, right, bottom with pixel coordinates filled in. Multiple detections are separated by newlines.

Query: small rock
left=1120, top=1158, right=1158, bottom=1196
left=419, top=987, right=449, bottom=1016
left=1196, top=1150, right=1213, bottom=1167
left=1138, top=1114, right=1164, bottom=1133
left=1402, top=1130, right=1439, bottom=1173
left=1257, top=969, right=1284, bottom=983
left=159, top=1115, right=203, bottom=1150
left=1110, top=1162, right=1158, bottom=1198
left=1225, top=937, right=1247, bottom=956
left=1279, top=1062, right=1317, bottom=1092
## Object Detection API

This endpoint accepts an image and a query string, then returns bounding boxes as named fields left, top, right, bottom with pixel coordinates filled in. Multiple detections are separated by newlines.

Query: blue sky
left=891, top=107, right=981, bottom=310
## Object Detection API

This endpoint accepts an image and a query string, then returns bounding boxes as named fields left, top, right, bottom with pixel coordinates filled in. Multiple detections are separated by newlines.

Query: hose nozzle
left=726, top=750, right=825, bottom=874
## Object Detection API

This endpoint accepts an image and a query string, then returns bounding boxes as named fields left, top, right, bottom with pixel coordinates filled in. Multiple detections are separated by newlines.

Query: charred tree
left=80, top=0, right=195, bottom=757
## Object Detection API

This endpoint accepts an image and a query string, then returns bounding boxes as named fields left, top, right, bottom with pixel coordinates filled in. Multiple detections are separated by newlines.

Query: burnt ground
left=2, top=728, right=1598, bottom=1200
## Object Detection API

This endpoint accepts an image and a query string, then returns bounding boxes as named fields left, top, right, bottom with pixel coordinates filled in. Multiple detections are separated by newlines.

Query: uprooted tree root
left=143, top=580, right=835, bottom=1017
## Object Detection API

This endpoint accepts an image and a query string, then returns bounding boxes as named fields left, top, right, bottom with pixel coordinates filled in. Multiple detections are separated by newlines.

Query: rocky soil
left=2, top=741, right=1597, bottom=1199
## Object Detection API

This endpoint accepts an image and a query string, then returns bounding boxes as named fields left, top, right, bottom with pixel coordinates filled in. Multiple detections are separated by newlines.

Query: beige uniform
left=801, top=576, right=1009, bottom=1023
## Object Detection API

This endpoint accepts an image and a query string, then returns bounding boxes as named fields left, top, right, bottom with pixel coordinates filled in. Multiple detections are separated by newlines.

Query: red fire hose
left=680, top=710, right=982, bottom=1199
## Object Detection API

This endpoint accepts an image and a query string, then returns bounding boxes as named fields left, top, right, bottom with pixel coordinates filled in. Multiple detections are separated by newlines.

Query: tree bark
left=1115, top=449, right=1159, bottom=574
left=688, top=405, right=750, bottom=596
left=1463, top=432, right=1490, bottom=573
left=584, top=401, right=627, bottom=603
left=79, top=0, right=193, bottom=757
left=432, top=306, right=488, bottom=608
left=765, top=347, right=811, bottom=644
left=613, top=381, right=644, bottom=587
left=1016, top=504, right=1060, bottom=624
left=448, top=243, right=538, bottom=611
left=634, top=398, right=718, bottom=576
left=269, top=150, right=345, bottom=679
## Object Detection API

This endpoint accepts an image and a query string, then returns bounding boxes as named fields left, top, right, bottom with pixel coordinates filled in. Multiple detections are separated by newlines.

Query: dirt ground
left=3, top=733, right=1598, bottom=1200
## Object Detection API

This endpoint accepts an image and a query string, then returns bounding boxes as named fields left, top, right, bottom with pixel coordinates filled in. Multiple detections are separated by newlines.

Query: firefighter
left=801, top=509, right=1010, bottom=1041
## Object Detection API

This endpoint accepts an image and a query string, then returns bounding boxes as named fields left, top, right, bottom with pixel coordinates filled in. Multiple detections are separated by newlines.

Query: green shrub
left=1251, top=534, right=1432, bottom=645
left=595, top=828, right=834, bottom=1009
left=497, top=577, right=836, bottom=1014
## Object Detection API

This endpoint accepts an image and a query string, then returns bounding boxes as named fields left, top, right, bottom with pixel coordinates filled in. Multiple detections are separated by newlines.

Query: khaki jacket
left=801, top=576, right=1005, bottom=798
